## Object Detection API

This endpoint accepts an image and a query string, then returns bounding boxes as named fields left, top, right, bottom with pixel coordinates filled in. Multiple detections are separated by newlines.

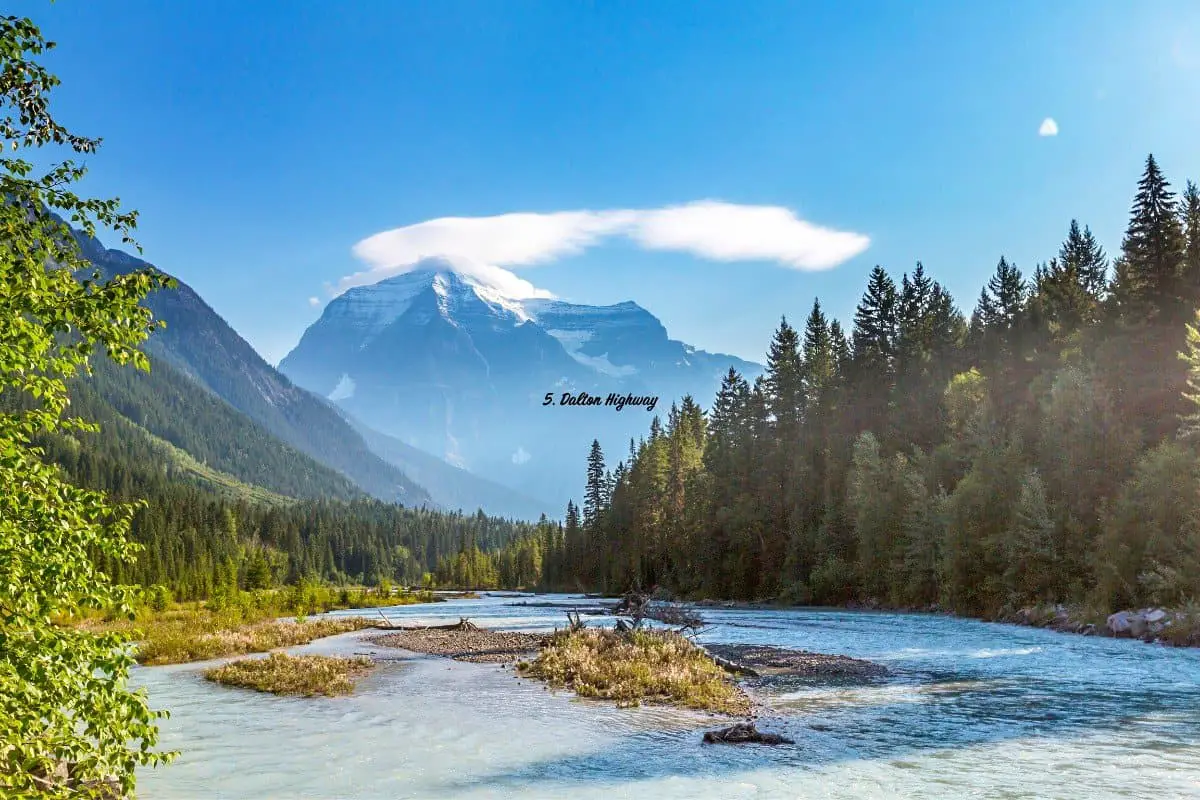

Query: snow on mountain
left=279, top=259, right=761, bottom=506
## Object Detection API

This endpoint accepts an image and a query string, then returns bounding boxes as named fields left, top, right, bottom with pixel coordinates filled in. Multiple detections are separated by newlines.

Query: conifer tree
left=1112, top=154, right=1186, bottom=322
left=829, top=319, right=852, bottom=378
left=849, top=266, right=899, bottom=438
left=1181, top=180, right=1200, bottom=305
left=765, top=316, right=805, bottom=433
left=563, top=500, right=582, bottom=579
left=583, top=440, right=606, bottom=531
left=1057, top=219, right=1109, bottom=302
left=802, top=299, right=837, bottom=413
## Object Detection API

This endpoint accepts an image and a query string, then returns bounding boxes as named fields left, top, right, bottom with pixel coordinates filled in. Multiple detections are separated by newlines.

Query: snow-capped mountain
left=278, top=259, right=762, bottom=506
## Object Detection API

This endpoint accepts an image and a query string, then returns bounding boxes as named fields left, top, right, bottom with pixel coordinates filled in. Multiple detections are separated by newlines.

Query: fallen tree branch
left=698, top=645, right=760, bottom=677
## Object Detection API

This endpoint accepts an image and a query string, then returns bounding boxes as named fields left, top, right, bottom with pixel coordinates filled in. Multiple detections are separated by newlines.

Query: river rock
left=702, top=723, right=793, bottom=746
left=1144, top=608, right=1167, bottom=624
left=1107, top=610, right=1136, bottom=635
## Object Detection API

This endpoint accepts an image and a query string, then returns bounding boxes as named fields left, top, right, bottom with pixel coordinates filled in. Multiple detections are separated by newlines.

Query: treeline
left=433, top=516, right=565, bottom=590
left=40, top=427, right=541, bottom=599
left=545, top=154, right=1200, bottom=617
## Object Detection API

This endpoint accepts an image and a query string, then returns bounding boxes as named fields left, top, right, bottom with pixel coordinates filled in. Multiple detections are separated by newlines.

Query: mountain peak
left=281, top=266, right=763, bottom=506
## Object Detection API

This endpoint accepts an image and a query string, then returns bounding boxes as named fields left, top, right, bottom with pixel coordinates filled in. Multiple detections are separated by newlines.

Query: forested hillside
left=43, top=423, right=541, bottom=599
left=74, top=230, right=435, bottom=507
left=73, top=354, right=367, bottom=501
left=533, top=155, right=1200, bottom=618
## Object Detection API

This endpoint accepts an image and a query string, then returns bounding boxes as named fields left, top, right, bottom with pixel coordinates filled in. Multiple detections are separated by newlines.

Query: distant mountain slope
left=74, top=233, right=434, bottom=508
left=75, top=354, right=365, bottom=502
left=279, top=260, right=763, bottom=506
left=342, top=413, right=555, bottom=520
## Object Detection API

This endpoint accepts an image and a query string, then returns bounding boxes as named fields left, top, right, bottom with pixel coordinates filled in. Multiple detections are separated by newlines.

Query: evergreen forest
left=539, top=154, right=1200, bottom=618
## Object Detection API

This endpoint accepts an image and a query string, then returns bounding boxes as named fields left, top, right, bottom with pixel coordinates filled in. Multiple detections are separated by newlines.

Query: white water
left=134, top=593, right=1200, bottom=798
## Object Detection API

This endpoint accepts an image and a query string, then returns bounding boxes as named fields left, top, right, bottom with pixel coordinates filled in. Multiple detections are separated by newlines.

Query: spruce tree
left=976, top=257, right=1027, bottom=336
left=765, top=316, right=805, bottom=433
left=1037, top=256, right=1093, bottom=341
left=1181, top=180, right=1200, bottom=306
left=829, top=319, right=852, bottom=379
left=1057, top=219, right=1109, bottom=301
left=852, top=266, right=899, bottom=371
left=1114, top=154, right=1186, bottom=322
left=583, top=440, right=606, bottom=530
left=849, top=266, right=899, bottom=437
left=564, top=500, right=582, bottom=578
left=802, top=299, right=836, bottom=412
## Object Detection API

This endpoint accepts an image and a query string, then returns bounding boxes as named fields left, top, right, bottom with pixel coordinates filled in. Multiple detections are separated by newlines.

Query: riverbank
left=999, top=603, right=1200, bottom=646
left=680, top=596, right=1200, bottom=649
left=78, top=586, right=446, bottom=665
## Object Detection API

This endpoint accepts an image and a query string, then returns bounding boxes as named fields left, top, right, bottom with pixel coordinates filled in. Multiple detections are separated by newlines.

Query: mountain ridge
left=279, top=260, right=763, bottom=506
left=74, top=232, right=434, bottom=508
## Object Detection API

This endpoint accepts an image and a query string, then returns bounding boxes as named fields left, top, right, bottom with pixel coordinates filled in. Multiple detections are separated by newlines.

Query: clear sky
left=20, top=0, right=1200, bottom=364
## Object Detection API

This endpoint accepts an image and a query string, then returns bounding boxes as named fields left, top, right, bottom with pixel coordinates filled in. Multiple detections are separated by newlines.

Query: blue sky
left=22, top=0, right=1200, bottom=364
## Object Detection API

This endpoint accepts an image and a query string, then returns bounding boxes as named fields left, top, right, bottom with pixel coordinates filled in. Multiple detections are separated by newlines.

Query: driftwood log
left=374, top=616, right=479, bottom=632
left=702, top=723, right=793, bottom=746
left=698, top=646, right=760, bottom=678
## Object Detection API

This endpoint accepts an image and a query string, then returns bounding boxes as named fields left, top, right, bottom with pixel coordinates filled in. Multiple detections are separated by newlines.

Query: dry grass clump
left=520, top=628, right=750, bottom=715
left=205, top=653, right=375, bottom=696
left=135, top=616, right=373, bottom=666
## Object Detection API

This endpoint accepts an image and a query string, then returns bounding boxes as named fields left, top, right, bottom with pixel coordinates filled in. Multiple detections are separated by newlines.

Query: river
left=133, top=592, right=1200, bottom=798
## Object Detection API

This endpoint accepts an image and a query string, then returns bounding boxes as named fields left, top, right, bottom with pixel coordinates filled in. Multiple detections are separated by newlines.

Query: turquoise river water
left=133, top=592, right=1200, bottom=798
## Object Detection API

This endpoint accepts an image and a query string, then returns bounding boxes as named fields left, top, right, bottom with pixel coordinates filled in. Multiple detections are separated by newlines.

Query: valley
left=6, top=4, right=1200, bottom=798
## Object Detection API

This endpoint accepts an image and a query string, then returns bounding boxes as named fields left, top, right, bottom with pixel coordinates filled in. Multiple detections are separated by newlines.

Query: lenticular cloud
left=340, top=201, right=869, bottom=294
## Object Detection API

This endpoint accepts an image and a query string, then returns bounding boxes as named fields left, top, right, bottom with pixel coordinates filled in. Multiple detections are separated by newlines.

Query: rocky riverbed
left=704, top=643, right=888, bottom=678
left=371, top=627, right=546, bottom=663
left=1003, top=603, right=1200, bottom=646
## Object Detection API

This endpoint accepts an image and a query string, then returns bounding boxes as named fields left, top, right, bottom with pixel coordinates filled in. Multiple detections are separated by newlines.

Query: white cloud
left=511, top=446, right=531, bottom=465
left=339, top=202, right=869, bottom=294
left=1038, top=118, right=1059, bottom=137
left=628, top=202, right=869, bottom=270
left=308, top=296, right=320, bottom=307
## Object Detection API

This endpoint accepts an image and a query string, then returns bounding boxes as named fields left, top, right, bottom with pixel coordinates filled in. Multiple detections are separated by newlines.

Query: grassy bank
left=77, top=584, right=442, bottom=665
left=132, top=613, right=374, bottom=666
left=205, top=653, right=375, bottom=696
left=519, top=628, right=751, bottom=715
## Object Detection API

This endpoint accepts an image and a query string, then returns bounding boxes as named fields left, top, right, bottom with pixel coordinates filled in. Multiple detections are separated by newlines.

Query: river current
left=133, top=592, right=1200, bottom=798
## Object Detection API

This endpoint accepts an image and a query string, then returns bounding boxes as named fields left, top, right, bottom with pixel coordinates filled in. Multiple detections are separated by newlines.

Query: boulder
left=1144, top=608, right=1167, bottom=624
left=702, top=723, right=793, bottom=746
left=1107, top=610, right=1136, bottom=635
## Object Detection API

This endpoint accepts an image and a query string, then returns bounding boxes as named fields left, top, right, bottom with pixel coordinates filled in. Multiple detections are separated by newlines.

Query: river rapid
left=133, top=592, right=1200, bottom=799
